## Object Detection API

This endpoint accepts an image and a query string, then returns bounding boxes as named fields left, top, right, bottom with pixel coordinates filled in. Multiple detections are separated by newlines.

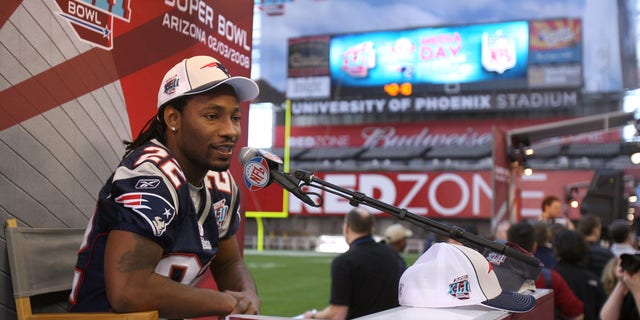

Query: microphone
left=238, top=147, right=317, bottom=207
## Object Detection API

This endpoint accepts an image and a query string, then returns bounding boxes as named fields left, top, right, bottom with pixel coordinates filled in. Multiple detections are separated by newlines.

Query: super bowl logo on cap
left=448, top=275, right=471, bottom=300
left=485, top=252, right=507, bottom=265
left=164, top=75, right=180, bottom=95
left=243, top=157, right=270, bottom=191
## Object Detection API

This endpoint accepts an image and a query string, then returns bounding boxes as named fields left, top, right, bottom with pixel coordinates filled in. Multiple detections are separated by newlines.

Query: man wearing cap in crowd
left=68, top=55, right=260, bottom=318
left=383, top=223, right=413, bottom=276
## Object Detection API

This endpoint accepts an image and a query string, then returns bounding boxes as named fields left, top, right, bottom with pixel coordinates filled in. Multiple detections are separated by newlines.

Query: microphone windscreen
left=238, top=147, right=260, bottom=165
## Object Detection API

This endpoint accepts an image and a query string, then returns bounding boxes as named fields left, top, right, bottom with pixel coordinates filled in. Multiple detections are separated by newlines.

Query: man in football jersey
left=68, top=55, right=260, bottom=318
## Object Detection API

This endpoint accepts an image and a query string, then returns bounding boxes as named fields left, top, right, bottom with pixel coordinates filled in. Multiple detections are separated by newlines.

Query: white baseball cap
left=384, top=224, right=413, bottom=243
left=398, top=243, right=536, bottom=313
left=157, top=55, right=259, bottom=108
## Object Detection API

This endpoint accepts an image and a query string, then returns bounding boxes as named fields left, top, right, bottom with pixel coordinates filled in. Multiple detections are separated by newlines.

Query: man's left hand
left=225, top=290, right=260, bottom=315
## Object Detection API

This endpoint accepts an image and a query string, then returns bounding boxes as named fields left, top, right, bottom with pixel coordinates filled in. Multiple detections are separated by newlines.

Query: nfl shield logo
left=243, top=157, right=271, bottom=191
left=481, top=31, right=516, bottom=74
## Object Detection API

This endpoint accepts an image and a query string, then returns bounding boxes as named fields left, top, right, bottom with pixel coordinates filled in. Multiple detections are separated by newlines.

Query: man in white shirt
left=609, top=219, right=639, bottom=257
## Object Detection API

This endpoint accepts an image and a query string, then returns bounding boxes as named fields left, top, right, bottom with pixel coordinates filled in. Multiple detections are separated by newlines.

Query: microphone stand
left=294, top=170, right=541, bottom=268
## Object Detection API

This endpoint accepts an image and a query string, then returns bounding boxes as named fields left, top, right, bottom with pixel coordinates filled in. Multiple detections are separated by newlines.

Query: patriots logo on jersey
left=115, top=192, right=176, bottom=236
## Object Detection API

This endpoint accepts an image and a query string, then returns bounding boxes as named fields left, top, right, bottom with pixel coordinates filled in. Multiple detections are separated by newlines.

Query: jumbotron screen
left=330, top=21, right=529, bottom=87
left=287, top=18, right=582, bottom=101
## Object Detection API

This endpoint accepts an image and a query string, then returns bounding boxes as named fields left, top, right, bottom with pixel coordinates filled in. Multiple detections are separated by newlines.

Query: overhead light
left=631, top=152, right=640, bottom=165
left=569, top=198, right=579, bottom=208
left=524, top=147, right=534, bottom=156
left=566, top=187, right=579, bottom=208
left=522, top=161, right=533, bottom=176
left=516, top=144, right=534, bottom=176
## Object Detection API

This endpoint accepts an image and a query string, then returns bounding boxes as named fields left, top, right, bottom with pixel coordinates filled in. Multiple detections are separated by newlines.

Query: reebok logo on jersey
left=135, top=179, right=161, bottom=189
left=115, top=192, right=176, bottom=236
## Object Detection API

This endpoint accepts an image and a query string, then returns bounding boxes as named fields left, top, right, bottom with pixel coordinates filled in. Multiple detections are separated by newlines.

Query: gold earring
left=171, top=127, right=177, bottom=132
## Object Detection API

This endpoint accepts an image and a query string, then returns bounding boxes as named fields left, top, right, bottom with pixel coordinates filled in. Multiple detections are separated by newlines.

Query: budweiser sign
left=275, top=119, right=553, bottom=148
left=360, top=127, right=491, bottom=148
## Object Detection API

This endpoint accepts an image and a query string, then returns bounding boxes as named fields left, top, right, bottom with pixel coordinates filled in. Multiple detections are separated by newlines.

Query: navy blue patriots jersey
left=68, top=139, right=240, bottom=312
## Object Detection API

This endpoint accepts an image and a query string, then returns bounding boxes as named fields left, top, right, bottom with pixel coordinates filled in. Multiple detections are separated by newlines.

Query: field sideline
left=244, top=250, right=420, bottom=317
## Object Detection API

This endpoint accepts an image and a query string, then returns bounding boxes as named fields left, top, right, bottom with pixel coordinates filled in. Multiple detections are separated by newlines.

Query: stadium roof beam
left=506, top=110, right=637, bottom=148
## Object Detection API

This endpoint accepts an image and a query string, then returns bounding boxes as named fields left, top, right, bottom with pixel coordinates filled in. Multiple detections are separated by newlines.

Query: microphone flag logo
left=243, top=156, right=271, bottom=191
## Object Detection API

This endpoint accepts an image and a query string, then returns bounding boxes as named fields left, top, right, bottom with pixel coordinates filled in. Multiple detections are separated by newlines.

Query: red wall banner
left=251, top=169, right=603, bottom=220
left=1, top=1, right=255, bottom=134
left=290, top=171, right=493, bottom=218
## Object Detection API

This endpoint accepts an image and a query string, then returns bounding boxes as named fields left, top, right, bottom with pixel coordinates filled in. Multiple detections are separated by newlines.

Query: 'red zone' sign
left=289, top=171, right=493, bottom=218
left=250, top=169, right=601, bottom=219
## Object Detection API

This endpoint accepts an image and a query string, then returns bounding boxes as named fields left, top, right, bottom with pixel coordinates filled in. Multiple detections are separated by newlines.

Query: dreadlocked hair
left=122, top=97, right=187, bottom=159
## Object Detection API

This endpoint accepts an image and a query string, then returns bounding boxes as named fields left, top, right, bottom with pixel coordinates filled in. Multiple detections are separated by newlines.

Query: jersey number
left=155, top=254, right=210, bottom=285
left=134, top=146, right=185, bottom=189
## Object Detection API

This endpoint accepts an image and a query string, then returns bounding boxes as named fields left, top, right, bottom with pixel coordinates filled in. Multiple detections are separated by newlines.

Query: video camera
left=620, top=253, right=640, bottom=274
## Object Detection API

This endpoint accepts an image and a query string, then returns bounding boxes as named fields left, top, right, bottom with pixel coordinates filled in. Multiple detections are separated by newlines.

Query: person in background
left=68, top=55, right=260, bottom=318
left=303, top=207, right=400, bottom=320
left=601, top=257, right=620, bottom=295
left=383, top=224, right=413, bottom=276
left=608, top=219, right=639, bottom=257
left=421, top=232, right=437, bottom=253
left=507, top=222, right=584, bottom=320
left=494, top=220, right=512, bottom=243
left=540, top=195, right=575, bottom=230
left=578, top=214, right=614, bottom=278
left=599, top=254, right=640, bottom=320
left=532, top=221, right=558, bottom=268
left=553, top=229, right=607, bottom=320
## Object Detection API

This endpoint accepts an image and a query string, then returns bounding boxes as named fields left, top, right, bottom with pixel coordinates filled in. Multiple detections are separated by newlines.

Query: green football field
left=244, top=250, right=420, bottom=317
